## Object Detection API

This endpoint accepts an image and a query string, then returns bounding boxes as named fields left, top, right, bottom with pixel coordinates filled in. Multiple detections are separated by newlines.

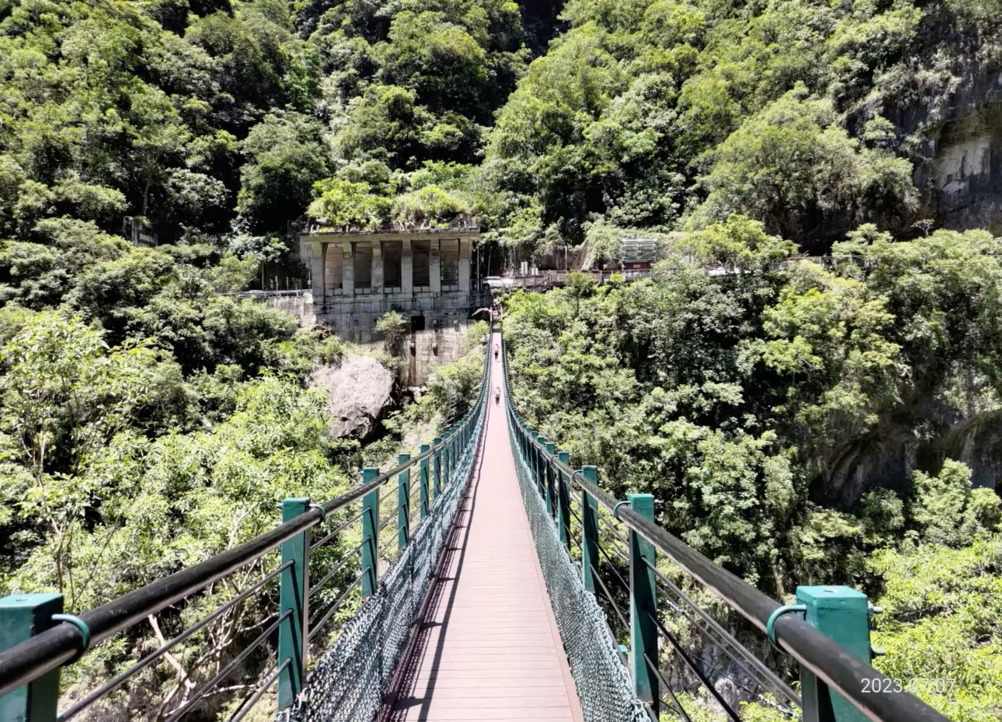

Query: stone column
left=429, top=239, right=441, bottom=295
left=458, top=239, right=471, bottom=295
left=401, top=239, right=413, bottom=298
left=308, top=241, right=325, bottom=306
left=371, top=242, right=383, bottom=291
left=341, top=241, right=354, bottom=295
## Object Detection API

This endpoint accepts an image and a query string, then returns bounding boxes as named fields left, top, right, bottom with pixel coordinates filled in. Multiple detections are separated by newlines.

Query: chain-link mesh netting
left=507, top=416, right=652, bottom=722
left=288, top=400, right=487, bottom=722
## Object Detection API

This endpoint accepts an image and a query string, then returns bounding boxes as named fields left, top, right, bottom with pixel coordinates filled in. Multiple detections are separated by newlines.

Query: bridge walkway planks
left=381, top=332, right=583, bottom=722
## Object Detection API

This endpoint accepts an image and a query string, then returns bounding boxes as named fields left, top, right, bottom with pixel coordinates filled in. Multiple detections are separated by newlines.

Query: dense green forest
left=503, top=221, right=1002, bottom=719
left=1, top=0, right=1001, bottom=719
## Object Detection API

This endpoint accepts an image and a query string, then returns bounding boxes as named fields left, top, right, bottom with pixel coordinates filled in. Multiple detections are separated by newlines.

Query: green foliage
left=869, top=537, right=1002, bottom=721
left=391, top=184, right=472, bottom=229
left=503, top=218, right=1002, bottom=715
left=694, top=88, right=917, bottom=246
left=376, top=310, right=409, bottom=357
left=237, top=110, right=331, bottom=232
left=425, top=325, right=487, bottom=424
left=834, top=226, right=1002, bottom=401
left=0, top=0, right=313, bottom=242
left=309, top=0, right=529, bottom=180
left=308, top=177, right=392, bottom=229
left=912, top=461, right=1002, bottom=545
left=481, top=0, right=993, bottom=253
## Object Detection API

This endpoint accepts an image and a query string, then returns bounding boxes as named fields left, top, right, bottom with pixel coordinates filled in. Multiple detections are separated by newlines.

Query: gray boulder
left=312, top=355, right=394, bottom=439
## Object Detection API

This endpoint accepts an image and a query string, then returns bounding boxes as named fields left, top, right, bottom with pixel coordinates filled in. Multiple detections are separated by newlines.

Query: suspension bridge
left=0, top=330, right=952, bottom=722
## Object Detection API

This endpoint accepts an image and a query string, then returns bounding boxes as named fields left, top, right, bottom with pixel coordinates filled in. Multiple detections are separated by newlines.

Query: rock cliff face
left=820, top=404, right=1002, bottom=506
left=908, top=66, right=1002, bottom=233
left=938, top=409, right=1002, bottom=489
left=311, top=355, right=395, bottom=440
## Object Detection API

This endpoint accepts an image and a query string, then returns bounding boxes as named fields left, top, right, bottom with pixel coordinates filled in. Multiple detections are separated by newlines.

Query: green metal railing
left=0, top=340, right=492, bottom=722
left=500, top=330, right=951, bottom=722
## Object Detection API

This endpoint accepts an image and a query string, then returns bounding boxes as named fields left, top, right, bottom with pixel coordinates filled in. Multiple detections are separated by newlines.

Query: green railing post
left=556, top=450, right=571, bottom=550
left=628, top=493, right=659, bottom=714
left=433, top=437, right=443, bottom=497
left=535, top=434, right=547, bottom=498
left=544, top=441, right=558, bottom=518
left=397, top=454, right=411, bottom=553
left=453, top=433, right=459, bottom=476
left=419, top=444, right=431, bottom=519
left=447, top=434, right=455, bottom=483
left=580, top=467, right=600, bottom=595
left=361, top=469, right=380, bottom=597
left=448, top=433, right=455, bottom=483
left=0, top=593, right=63, bottom=722
left=797, top=586, right=871, bottom=722
left=529, top=432, right=538, bottom=488
left=441, top=434, right=449, bottom=488
left=278, top=498, right=310, bottom=710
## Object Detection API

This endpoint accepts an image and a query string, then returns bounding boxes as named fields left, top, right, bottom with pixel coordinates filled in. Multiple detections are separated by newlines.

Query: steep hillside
left=480, top=0, right=1002, bottom=255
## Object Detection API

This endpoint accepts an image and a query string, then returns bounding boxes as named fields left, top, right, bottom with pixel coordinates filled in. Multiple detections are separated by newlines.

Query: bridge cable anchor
left=612, top=500, right=629, bottom=520
left=309, top=502, right=326, bottom=521
left=765, top=604, right=807, bottom=647
left=51, top=613, right=91, bottom=664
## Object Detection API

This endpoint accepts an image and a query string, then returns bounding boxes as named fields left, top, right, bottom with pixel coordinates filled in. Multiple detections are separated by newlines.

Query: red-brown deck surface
left=382, top=333, right=583, bottom=722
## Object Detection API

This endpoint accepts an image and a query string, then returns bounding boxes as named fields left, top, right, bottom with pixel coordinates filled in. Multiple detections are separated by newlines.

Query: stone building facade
left=299, top=223, right=484, bottom=343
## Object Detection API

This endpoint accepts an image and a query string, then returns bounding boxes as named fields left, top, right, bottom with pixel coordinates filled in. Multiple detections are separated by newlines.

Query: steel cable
left=58, top=562, right=291, bottom=721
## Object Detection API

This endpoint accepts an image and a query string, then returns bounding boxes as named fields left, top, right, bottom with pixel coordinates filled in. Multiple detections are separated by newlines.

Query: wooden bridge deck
left=382, top=333, right=583, bottom=722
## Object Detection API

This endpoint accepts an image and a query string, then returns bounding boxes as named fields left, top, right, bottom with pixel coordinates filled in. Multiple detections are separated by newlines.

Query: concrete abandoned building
left=299, top=219, right=485, bottom=346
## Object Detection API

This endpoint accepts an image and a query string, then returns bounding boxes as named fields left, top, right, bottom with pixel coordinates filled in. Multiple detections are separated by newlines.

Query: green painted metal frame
left=432, top=437, right=443, bottom=497
left=397, top=454, right=411, bottom=552
left=628, top=494, right=659, bottom=715
left=278, top=498, right=311, bottom=709
left=0, top=594, right=63, bottom=722
left=535, top=434, right=547, bottom=499
left=556, top=450, right=571, bottom=550
left=361, top=469, right=380, bottom=598
left=580, top=466, right=600, bottom=596
left=419, top=443, right=431, bottom=520
left=544, top=441, right=558, bottom=518
left=798, top=586, right=872, bottom=722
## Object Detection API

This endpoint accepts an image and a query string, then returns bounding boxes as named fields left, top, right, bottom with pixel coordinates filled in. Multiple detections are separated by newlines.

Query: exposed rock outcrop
left=817, top=403, right=1002, bottom=506
left=311, top=355, right=394, bottom=440
left=887, top=56, right=1002, bottom=233
left=936, top=409, right=1002, bottom=489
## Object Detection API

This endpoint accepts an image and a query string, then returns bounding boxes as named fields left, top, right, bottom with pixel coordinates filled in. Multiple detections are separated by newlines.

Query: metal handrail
left=500, top=331, right=950, bottom=722
left=0, top=343, right=490, bottom=702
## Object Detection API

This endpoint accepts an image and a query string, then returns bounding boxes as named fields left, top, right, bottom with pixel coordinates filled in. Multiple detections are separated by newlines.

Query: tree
left=694, top=88, right=917, bottom=250
left=910, top=461, right=1002, bottom=546
left=308, top=178, right=391, bottom=230
left=237, top=111, right=331, bottom=233
left=376, top=310, right=409, bottom=357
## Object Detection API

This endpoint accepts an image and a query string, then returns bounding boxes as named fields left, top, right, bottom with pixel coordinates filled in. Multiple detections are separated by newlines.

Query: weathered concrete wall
left=408, top=323, right=471, bottom=386
left=316, top=289, right=486, bottom=344
left=239, top=290, right=315, bottom=326
left=360, top=322, right=475, bottom=386
left=239, top=291, right=479, bottom=385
